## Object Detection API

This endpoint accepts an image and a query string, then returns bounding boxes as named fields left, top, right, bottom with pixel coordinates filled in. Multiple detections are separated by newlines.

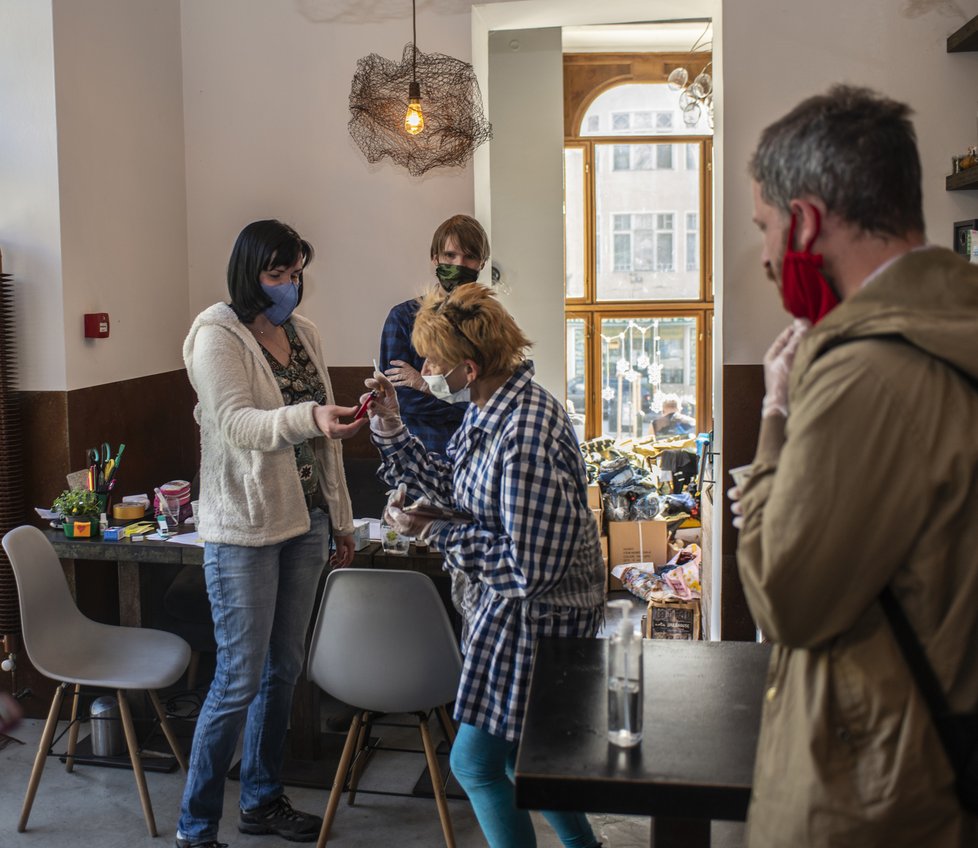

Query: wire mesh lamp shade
left=349, top=43, right=492, bottom=177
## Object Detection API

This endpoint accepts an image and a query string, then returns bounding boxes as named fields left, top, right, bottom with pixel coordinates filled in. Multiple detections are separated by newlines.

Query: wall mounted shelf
left=948, top=14, right=978, bottom=52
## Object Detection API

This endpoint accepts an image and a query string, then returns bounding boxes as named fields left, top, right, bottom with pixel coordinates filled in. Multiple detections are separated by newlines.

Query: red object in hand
left=353, top=391, right=377, bottom=421
left=84, top=313, right=110, bottom=338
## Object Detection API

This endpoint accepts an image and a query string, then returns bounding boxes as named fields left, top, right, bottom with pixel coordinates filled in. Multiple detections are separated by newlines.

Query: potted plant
left=52, top=489, right=103, bottom=537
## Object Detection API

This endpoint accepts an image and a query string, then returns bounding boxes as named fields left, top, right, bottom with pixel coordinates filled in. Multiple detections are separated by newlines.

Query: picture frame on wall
left=953, top=219, right=978, bottom=257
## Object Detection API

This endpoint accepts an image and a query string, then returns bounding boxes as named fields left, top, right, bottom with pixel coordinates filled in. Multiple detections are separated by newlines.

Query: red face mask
left=781, top=209, right=839, bottom=325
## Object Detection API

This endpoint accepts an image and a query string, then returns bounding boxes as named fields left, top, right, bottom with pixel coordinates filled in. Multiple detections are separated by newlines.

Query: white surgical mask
left=423, top=363, right=470, bottom=403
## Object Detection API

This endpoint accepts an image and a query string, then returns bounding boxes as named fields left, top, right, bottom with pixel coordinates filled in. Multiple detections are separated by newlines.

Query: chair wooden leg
left=418, top=712, right=456, bottom=848
left=436, top=704, right=457, bottom=745
left=317, top=710, right=364, bottom=848
left=148, top=689, right=188, bottom=772
left=64, top=684, right=82, bottom=772
left=18, top=682, right=67, bottom=832
left=117, top=689, right=157, bottom=837
left=346, top=712, right=371, bottom=806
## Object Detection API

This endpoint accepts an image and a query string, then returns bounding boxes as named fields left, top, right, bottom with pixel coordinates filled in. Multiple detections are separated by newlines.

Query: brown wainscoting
left=12, top=370, right=198, bottom=716
left=720, top=363, right=765, bottom=641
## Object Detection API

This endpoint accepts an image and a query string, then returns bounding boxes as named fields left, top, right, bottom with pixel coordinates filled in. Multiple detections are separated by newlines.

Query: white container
left=607, top=599, right=643, bottom=747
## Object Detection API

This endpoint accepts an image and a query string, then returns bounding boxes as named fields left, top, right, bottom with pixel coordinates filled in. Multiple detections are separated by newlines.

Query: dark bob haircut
left=227, top=220, right=314, bottom=323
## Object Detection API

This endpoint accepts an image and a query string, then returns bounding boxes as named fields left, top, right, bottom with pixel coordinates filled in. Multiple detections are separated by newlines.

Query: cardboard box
left=352, top=520, right=371, bottom=551
left=590, top=507, right=603, bottom=534
left=645, top=599, right=701, bottom=640
left=608, top=520, right=669, bottom=592
left=587, top=483, right=602, bottom=509
left=600, top=535, right=609, bottom=592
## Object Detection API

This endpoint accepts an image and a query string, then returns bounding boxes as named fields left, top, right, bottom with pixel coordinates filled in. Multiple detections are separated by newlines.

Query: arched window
left=563, top=57, right=713, bottom=442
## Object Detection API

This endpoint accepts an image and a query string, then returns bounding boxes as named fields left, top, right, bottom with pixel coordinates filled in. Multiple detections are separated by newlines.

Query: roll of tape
left=113, top=502, right=146, bottom=520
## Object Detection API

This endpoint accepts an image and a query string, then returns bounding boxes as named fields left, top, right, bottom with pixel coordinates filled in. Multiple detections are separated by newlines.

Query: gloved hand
left=382, top=483, right=432, bottom=538
left=727, top=485, right=744, bottom=530
left=386, top=359, right=429, bottom=393
left=761, top=319, right=810, bottom=419
left=363, top=371, right=403, bottom=437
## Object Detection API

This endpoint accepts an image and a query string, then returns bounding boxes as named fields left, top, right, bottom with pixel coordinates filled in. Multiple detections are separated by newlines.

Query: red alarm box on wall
left=84, top=313, right=110, bottom=338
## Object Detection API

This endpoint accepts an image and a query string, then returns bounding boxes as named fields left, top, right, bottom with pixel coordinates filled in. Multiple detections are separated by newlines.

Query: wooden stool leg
left=346, top=713, right=371, bottom=805
left=64, top=684, right=82, bottom=772
left=117, top=689, right=157, bottom=837
left=148, top=689, right=188, bottom=772
left=317, top=711, right=364, bottom=848
left=186, top=650, right=201, bottom=691
left=19, top=682, right=67, bottom=832
left=436, top=704, right=457, bottom=745
left=419, top=713, right=456, bottom=848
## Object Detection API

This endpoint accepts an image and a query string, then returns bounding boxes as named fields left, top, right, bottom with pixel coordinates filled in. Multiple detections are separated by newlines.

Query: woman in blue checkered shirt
left=364, top=284, right=605, bottom=848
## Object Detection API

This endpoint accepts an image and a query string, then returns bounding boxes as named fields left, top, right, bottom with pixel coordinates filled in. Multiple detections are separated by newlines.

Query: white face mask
left=423, top=363, right=470, bottom=403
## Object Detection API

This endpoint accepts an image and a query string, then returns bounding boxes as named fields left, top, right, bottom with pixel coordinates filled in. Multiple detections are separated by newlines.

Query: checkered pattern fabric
left=375, top=361, right=604, bottom=741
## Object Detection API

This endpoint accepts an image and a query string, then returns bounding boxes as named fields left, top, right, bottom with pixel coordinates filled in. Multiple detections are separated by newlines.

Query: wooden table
left=515, top=637, right=771, bottom=848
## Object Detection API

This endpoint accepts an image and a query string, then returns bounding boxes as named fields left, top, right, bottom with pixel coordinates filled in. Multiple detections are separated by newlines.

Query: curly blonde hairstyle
left=412, top=283, right=531, bottom=379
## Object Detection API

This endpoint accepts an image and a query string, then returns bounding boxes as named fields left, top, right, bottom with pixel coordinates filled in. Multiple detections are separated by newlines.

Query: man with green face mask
left=379, top=214, right=489, bottom=454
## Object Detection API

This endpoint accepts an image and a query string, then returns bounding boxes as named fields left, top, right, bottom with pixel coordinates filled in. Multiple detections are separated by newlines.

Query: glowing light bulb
left=404, top=80, right=424, bottom=135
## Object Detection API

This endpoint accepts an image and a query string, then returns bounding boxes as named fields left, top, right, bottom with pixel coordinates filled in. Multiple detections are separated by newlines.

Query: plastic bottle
left=607, top=599, right=643, bottom=747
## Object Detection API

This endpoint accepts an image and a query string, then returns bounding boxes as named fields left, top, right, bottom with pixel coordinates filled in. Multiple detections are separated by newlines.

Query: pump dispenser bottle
left=607, top=599, right=643, bottom=747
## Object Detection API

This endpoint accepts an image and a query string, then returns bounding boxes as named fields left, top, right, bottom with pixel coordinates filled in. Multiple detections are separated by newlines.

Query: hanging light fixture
left=666, top=23, right=713, bottom=128
left=403, top=1, right=424, bottom=135
left=348, top=0, right=492, bottom=177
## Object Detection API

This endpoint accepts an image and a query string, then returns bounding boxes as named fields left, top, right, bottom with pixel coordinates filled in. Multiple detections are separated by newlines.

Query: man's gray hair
left=749, top=85, right=924, bottom=237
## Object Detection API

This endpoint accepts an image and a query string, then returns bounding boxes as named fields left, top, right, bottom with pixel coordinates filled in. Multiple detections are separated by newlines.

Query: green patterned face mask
left=435, top=263, right=480, bottom=292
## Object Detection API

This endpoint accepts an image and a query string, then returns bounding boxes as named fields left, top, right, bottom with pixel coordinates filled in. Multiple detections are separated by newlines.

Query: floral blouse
left=258, top=320, right=327, bottom=496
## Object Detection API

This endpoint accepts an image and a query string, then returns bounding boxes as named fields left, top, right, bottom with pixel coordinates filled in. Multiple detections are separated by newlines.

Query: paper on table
left=164, top=531, right=205, bottom=548
left=35, top=508, right=58, bottom=520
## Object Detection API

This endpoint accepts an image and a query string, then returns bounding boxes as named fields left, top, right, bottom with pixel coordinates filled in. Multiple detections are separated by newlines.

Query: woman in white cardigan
left=176, top=220, right=367, bottom=848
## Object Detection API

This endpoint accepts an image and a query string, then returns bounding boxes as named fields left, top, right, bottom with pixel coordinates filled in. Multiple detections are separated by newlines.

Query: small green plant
left=52, top=488, right=101, bottom=517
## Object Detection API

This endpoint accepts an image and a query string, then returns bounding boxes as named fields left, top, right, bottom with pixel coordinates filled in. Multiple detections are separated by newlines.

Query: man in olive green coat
left=732, top=85, right=978, bottom=846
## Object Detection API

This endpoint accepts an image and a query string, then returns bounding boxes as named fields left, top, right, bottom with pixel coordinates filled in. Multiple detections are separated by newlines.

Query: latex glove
left=761, top=319, right=810, bottom=419
left=727, top=485, right=744, bottom=530
left=330, top=533, right=355, bottom=568
left=313, top=404, right=370, bottom=439
left=386, top=359, right=429, bottom=393
left=382, top=483, right=432, bottom=538
left=364, top=371, right=404, bottom=437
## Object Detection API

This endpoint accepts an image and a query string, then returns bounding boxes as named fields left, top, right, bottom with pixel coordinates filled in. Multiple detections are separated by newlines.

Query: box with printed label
left=645, top=599, right=701, bottom=640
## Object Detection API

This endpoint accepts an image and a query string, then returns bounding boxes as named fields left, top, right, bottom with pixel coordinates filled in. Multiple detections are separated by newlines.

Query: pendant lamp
left=348, top=0, right=492, bottom=177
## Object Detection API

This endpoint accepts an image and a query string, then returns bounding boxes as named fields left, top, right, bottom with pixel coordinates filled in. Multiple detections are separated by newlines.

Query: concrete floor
left=0, top=700, right=745, bottom=848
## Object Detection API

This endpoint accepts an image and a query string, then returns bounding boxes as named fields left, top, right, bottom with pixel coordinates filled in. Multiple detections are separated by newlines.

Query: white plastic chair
left=307, top=568, right=463, bottom=847
left=1, top=525, right=192, bottom=837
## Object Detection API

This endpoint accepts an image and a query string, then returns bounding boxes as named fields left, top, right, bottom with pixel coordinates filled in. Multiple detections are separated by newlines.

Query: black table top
left=515, top=637, right=771, bottom=822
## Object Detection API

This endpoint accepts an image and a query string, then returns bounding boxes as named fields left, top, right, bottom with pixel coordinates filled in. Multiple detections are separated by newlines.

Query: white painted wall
left=722, top=0, right=978, bottom=364
left=53, top=0, right=189, bottom=389
left=0, top=1, right=65, bottom=390
left=180, top=0, right=478, bottom=370
left=487, top=27, right=565, bottom=395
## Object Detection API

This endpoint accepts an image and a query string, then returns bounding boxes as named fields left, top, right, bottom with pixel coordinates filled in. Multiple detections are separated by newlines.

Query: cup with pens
left=87, top=442, right=125, bottom=515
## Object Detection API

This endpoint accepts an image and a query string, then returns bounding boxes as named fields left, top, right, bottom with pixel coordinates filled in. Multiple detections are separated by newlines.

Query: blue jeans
left=450, top=723, right=598, bottom=848
left=177, top=508, right=330, bottom=842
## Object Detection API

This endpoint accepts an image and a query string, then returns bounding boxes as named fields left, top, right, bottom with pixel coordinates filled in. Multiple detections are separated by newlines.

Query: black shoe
left=239, top=794, right=322, bottom=842
left=175, top=838, right=228, bottom=848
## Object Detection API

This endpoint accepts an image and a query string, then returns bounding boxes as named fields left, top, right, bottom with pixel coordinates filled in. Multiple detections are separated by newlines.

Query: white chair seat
left=2, top=525, right=192, bottom=838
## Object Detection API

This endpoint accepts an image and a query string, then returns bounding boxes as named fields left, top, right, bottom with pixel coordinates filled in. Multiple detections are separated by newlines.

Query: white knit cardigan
left=183, top=303, right=354, bottom=546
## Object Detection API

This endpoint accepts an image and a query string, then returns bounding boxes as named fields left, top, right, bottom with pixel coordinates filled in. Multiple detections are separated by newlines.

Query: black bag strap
left=879, top=587, right=952, bottom=719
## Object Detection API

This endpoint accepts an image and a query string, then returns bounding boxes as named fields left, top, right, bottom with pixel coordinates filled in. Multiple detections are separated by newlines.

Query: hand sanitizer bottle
left=607, top=599, right=643, bottom=747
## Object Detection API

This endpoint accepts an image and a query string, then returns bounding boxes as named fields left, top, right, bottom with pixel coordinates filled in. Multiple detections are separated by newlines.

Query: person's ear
left=462, top=359, right=479, bottom=384
left=787, top=198, right=825, bottom=251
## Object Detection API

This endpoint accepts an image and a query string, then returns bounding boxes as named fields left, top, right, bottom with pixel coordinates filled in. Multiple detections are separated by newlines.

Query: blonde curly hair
left=412, top=283, right=531, bottom=379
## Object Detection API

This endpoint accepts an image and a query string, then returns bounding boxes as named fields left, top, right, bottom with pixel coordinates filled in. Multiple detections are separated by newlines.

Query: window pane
left=595, top=142, right=699, bottom=301
left=564, top=148, right=585, bottom=298
left=655, top=144, right=674, bottom=170
left=580, top=83, right=712, bottom=137
left=565, top=318, right=587, bottom=441
left=613, top=145, right=630, bottom=171
left=686, top=231, right=698, bottom=272
left=633, top=145, right=653, bottom=170
left=599, top=317, right=698, bottom=440
left=686, top=143, right=699, bottom=170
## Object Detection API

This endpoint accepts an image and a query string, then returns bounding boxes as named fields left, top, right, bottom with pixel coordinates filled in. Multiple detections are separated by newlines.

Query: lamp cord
left=411, top=0, right=417, bottom=82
